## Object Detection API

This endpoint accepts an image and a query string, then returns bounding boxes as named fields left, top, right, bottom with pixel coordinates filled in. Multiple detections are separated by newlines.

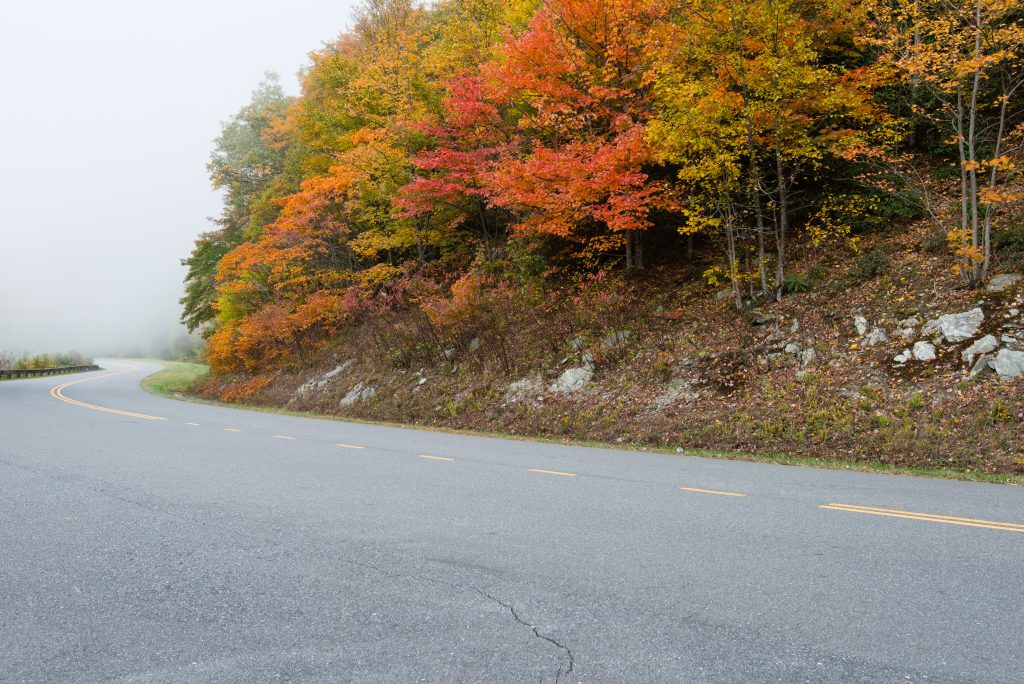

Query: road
left=1, top=360, right=1022, bottom=682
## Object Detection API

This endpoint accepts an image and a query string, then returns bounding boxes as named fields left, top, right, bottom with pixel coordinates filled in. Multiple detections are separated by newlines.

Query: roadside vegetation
left=180, top=0, right=1024, bottom=477
left=140, top=360, right=209, bottom=398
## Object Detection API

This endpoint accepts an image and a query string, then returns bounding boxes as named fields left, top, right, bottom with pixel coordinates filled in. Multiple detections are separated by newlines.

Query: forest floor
left=191, top=222, right=1024, bottom=482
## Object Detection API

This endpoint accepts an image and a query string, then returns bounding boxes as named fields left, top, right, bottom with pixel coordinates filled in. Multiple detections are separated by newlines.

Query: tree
left=865, top=0, right=1024, bottom=285
left=649, top=0, right=881, bottom=305
left=180, top=74, right=292, bottom=333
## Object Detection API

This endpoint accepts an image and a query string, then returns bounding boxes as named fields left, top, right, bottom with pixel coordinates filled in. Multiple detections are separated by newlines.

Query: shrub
left=852, top=250, right=889, bottom=281
left=784, top=273, right=810, bottom=294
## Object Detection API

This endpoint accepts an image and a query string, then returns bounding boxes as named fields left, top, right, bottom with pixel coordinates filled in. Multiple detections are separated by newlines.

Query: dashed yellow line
left=820, top=503, right=1024, bottom=533
left=273, top=435, right=296, bottom=441
left=336, top=443, right=366, bottom=450
left=680, top=487, right=746, bottom=498
left=418, top=454, right=454, bottom=462
left=50, top=366, right=165, bottom=421
left=528, top=468, right=576, bottom=477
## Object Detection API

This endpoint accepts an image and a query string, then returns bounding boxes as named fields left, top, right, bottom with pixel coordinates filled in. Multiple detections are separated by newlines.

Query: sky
left=0, top=0, right=358, bottom=355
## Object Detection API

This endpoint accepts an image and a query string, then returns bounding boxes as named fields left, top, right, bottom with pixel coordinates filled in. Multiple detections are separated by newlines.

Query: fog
left=0, top=0, right=357, bottom=356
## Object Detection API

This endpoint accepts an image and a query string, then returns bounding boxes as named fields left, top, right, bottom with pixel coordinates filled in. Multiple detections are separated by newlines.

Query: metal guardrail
left=0, top=365, right=99, bottom=380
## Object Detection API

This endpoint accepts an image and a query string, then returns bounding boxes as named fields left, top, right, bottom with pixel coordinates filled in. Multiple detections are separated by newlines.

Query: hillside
left=181, top=0, right=1024, bottom=478
left=194, top=220, right=1024, bottom=477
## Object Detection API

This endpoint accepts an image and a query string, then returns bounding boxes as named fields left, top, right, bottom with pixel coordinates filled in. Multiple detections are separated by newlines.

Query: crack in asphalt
left=473, top=588, right=575, bottom=683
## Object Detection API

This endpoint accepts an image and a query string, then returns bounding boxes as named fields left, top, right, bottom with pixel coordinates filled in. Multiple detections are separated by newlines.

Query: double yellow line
left=820, top=503, right=1024, bottom=534
left=50, top=365, right=165, bottom=421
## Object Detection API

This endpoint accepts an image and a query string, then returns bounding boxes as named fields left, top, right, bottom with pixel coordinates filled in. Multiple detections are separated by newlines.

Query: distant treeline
left=0, top=351, right=93, bottom=370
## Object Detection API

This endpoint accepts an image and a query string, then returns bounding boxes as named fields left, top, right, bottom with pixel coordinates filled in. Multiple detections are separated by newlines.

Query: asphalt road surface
left=2, top=360, right=1023, bottom=682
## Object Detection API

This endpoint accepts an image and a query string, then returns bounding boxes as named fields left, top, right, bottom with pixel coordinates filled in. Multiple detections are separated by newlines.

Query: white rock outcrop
left=548, top=366, right=593, bottom=394
left=340, top=382, right=376, bottom=406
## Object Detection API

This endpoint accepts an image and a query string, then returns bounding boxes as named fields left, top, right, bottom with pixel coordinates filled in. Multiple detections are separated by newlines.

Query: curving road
left=2, top=360, right=1023, bottom=682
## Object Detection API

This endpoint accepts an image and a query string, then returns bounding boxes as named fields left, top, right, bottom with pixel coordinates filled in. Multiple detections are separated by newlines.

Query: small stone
left=893, top=349, right=912, bottom=364
left=899, top=315, right=922, bottom=328
left=1010, top=308, right=1020, bottom=317
left=715, top=289, right=734, bottom=301
left=790, top=319, right=800, bottom=334
left=800, top=349, right=816, bottom=367
left=784, top=342, right=800, bottom=355
left=912, top=341, right=937, bottom=362
left=864, top=327, right=888, bottom=346
left=1002, top=336, right=1019, bottom=344
left=854, top=315, right=869, bottom=337
left=467, top=337, right=481, bottom=351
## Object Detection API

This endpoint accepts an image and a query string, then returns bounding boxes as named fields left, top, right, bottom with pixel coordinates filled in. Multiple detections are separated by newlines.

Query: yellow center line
left=185, top=422, right=200, bottom=426
left=679, top=487, right=746, bottom=497
left=273, top=435, right=296, bottom=440
left=50, top=365, right=165, bottom=421
left=336, top=443, right=366, bottom=450
left=528, top=468, right=577, bottom=477
left=418, top=454, right=454, bottom=462
left=224, top=428, right=241, bottom=433
left=820, top=503, right=1024, bottom=533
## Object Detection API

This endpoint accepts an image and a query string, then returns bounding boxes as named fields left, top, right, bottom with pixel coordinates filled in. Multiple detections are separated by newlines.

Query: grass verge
left=139, top=360, right=209, bottom=398
left=144, top=372, right=1022, bottom=485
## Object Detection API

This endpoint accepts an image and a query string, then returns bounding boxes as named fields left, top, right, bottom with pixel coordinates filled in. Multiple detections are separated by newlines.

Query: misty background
left=0, top=0, right=357, bottom=356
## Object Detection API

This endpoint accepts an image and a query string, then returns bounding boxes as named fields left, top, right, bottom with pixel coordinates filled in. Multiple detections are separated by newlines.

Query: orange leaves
left=486, top=129, right=662, bottom=237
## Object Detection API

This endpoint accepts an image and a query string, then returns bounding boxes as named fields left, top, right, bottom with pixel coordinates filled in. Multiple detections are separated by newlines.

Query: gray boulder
left=912, top=341, right=937, bottom=362
left=925, top=307, right=984, bottom=343
left=548, top=366, right=593, bottom=394
left=961, top=334, right=998, bottom=365
left=853, top=315, right=869, bottom=337
left=992, top=349, right=1024, bottom=379
left=969, top=354, right=993, bottom=379
left=986, top=273, right=1022, bottom=292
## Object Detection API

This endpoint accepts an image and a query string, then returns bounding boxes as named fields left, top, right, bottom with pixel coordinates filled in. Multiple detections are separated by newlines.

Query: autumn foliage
left=182, top=0, right=1024, bottom=374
